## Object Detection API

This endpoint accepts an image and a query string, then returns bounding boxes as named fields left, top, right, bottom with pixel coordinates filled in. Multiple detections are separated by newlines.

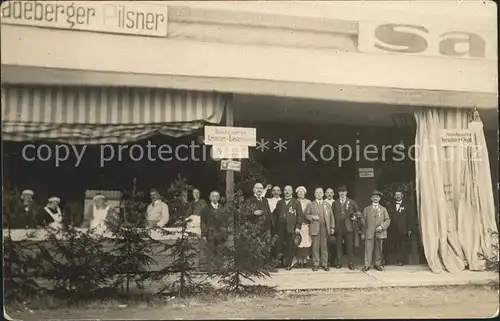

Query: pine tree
left=36, top=225, right=112, bottom=302
left=153, top=175, right=212, bottom=297
left=210, top=190, right=276, bottom=294
left=107, top=178, right=157, bottom=295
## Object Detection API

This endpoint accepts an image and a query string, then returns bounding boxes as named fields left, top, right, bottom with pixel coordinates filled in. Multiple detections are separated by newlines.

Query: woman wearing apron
left=82, top=194, right=116, bottom=234
left=295, top=186, right=312, bottom=268
left=43, top=196, right=63, bottom=229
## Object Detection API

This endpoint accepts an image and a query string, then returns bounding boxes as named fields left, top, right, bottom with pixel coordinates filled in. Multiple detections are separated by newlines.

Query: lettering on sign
left=220, top=160, right=241, bottom=172
left=440, top=129, right=474, bottom=147
left=1, top=1, right=168, bottom=37
left=359, top=21, right=495, bottom=60
left=211, top=145, right=249, bottom=160
left=204, top=126, right=257, bottom=147
left=358, top=168, right=374, bottom=178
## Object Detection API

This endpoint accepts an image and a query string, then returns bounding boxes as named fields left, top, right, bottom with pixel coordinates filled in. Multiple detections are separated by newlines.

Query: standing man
left=387, top=190, right=414, bottom=266
left=324, top=188, right=336, bottom=266
left=146, top=189, right=170, bottom=227
left=245, top=182, right=275, bottom=269
left=305, top=188, right=335, bottom=271
left=333, top=185, right=361, bottom=270
left=201, top=191, right=227, bottom=256
left=245, top=183, right=273, bottom=232
left=361, top=190, right=391, bottom=272
left=267, top=186, right=282, bottom=214
left=273, top=185, right=303, bottom=270
left=324, top=188, right=335, bottom=207
left=188, top=188, right=207, bottom=217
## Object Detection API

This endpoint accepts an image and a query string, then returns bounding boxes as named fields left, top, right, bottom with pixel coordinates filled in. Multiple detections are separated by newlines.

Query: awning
left=1, top=86, right=225, bottom=144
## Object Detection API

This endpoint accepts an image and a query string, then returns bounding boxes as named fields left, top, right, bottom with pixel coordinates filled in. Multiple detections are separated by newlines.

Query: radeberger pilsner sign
left=1, top=1, right=168, bottom=37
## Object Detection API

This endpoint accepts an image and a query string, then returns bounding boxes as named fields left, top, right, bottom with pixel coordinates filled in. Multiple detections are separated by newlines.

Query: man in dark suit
left=245, top=182, right=275, bottom=270
left=8, top=189, right=42, bottom=229
left=273, top=185, right=303, bottom=270
left=201, top=191, right=227, bottom=257
left=305, top=187, right=335, bottom=271
left=245, top=182, right=273, bottom=233
left=332, top=185, right=361, bottom=270
left=387, top=190, right=414, bottom=266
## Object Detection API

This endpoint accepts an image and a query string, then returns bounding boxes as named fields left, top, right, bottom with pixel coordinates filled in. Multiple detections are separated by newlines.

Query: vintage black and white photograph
left=1, top=0, right=499, bottom=319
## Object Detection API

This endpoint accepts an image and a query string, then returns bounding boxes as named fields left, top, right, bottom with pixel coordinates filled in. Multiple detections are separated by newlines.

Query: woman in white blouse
left=295, top=186, right=312, bottom=268
left=43, top=196, right=63, bottom=229
left=82, top=194, right=117, bottom=233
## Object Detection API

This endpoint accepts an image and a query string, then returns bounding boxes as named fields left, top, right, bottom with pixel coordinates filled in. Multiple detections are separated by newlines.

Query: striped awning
left=1, top=86, right=225, bottom=144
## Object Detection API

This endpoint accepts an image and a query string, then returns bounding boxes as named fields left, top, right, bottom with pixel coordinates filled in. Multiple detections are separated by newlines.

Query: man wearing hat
left=361, top=190, right=391, bottom=272
left=273, top=185, right=303, bottom=270
left=332, top=185, right=361, bottom=270
left=42, top=197, right=63, bottom=228
left=10, top=189, right=42, bottom=229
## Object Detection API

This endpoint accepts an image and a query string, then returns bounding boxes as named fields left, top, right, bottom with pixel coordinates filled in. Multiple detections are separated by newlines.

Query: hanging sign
left=440, top=129, right=473, bottom=146
left=211, top=145, right=249, bottom=160
left=0, top=1, right=169, bottom=37
left=204, top=126, right=256, bottom=146
left=220, top=160, right=241, bottom=172
left=358, top=168, right=374, bottom=178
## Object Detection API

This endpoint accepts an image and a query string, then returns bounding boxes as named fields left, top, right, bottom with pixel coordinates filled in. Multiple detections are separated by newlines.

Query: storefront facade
left=1, top=1, right=498, bottom=272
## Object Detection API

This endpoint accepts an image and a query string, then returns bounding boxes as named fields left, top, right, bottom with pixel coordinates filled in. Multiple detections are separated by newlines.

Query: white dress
left=298, top=199, right=312, bottom=248
left=90, top=206, right=109, bottom=233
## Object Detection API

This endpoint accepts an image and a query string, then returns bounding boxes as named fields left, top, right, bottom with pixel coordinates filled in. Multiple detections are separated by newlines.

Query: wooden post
left=224, top=94, right=235, bottom=247
left=225, top=94, right=235, bottom=200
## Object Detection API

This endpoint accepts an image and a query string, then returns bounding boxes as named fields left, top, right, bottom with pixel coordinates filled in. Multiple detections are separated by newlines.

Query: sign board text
left=220, top=160, right=241, bottom=172
left=358, top=168, right=375, bottom=178
left=441, top=129, right=473, bottom=147
left=204, top=126, right=256, bottom=147
left=211, top=145, right=249, bottom=160
left=1, top=1, right=168, bottom=37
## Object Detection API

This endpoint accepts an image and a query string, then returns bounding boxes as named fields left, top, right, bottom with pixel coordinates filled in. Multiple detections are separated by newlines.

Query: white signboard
left=204, top=126, right=256, bottom=147
left=220, top=160, right=241, bottom=172
left=358, top=168, right=374, bottom=178
left=441, top=129, right=474, bottom=146
left=211, top=145, right=249, bottom=160
left=1, top=1, right=168, bottom=37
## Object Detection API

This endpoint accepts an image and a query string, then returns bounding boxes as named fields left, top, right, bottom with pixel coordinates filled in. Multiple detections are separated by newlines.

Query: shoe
left=362, top=266, right=370, bottom=272
left=271, top=267, right=278, bottom=273
left=335, top=264, right=343, bottom=269
left=286, top=266, right=292, bottom=271
left=323, top=267, right=330, bottom=271
left=397, top=262, right=404, bottom=266
left=348, top=263, right=355, bottom=270
left=312, top=266, right=319, bottom=271
left=375, top=265, right=384, bottom=271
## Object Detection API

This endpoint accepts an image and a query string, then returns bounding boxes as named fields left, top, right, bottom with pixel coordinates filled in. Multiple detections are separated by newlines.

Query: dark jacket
left=200, top=203, right=227, bottom=240
left=332, top=198, right=361, bottom=233
left=273, top=198, right=304, bottom=234
left=245, top=195, right=273, bottom=232
left=388, top=200, right=415, bottom=235
left=7, top=202, right=43, bottom=229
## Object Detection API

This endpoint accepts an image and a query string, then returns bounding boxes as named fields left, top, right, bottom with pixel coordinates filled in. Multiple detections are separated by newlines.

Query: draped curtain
left=1, top=86, right=226, bottom=144
left=415, top=108, right=498, bottom=273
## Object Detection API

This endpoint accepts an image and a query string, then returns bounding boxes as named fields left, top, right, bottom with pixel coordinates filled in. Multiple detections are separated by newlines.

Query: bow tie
left=285, top=198, right=292, bottom=201
left=211, top=203, right=218, bottom=208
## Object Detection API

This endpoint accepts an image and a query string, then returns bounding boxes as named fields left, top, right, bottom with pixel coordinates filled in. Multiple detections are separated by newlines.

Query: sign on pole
left=204, top=126, right=256, bottom=146
left=440, top=129, right=474, bottom=147
left=358, top=168, right=374, bottom=178
left=211, top=145, right=249, bottom=160
left=220, top=160, right=241, bottom=172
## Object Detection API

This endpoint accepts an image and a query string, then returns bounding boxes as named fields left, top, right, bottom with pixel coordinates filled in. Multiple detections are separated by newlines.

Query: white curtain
left=415, top=108, right=497, bottom=273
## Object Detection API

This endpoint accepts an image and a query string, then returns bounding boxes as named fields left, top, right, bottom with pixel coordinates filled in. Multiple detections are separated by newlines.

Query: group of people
left=264, top=184, right=415, bottom=271
left=7, top=183, right=415, bottom=272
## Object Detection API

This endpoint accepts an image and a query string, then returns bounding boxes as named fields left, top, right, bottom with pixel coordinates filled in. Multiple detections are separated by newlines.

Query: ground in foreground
left=7, top=285, right=499, bottom=320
